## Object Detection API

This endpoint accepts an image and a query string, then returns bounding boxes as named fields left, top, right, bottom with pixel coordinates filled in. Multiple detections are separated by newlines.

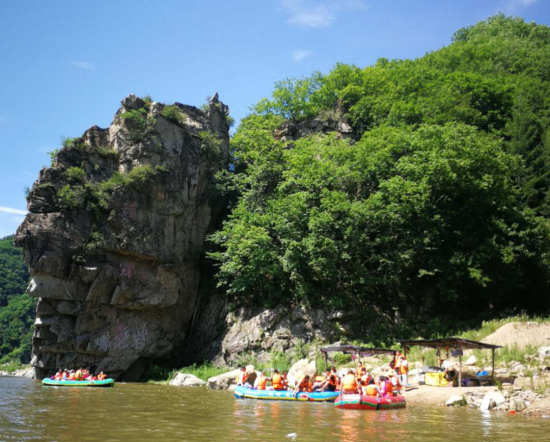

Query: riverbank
left=403, top=385, right=550, bottom=416
left=0, top=363, right=33, bottom=378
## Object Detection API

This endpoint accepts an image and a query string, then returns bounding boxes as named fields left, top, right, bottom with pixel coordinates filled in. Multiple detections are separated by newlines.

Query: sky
left=1, top=0, right=549, bottom=238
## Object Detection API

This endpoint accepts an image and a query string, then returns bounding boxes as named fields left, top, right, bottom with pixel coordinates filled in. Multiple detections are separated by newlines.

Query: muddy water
left=1, top=377, right=549, bottom=441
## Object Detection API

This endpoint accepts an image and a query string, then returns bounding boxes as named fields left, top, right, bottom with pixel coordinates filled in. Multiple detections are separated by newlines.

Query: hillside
left=210, top=14, right=550, bottom=337
left=0, top=236, right=34, bottom=363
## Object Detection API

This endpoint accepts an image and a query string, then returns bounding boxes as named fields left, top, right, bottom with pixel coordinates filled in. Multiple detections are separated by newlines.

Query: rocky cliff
left=16, top=94, right=230, bottom=380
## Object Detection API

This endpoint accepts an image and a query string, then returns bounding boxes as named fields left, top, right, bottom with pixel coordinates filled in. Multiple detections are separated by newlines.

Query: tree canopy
left=209, top=15, right=550, bottom=328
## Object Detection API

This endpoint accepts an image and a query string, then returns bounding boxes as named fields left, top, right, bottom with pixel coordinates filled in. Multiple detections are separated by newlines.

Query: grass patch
left=161, top=105, right=186, bottom=125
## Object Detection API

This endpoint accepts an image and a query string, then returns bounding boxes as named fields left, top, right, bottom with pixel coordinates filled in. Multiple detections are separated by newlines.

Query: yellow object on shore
left=425, top=372, right=451, bottom=387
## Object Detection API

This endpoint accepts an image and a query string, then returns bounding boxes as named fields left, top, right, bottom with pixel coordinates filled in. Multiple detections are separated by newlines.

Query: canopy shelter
left=320, top=345, right=398, bottom=370
left=398, top=338, right=502, bottom=387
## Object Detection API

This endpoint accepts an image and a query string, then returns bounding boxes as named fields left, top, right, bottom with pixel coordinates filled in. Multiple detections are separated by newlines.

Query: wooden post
left=324, top=352, right=328, bottom=371
left=492, top=348, right=495, bottom=385
left=458, top=345, right=462, bottom=388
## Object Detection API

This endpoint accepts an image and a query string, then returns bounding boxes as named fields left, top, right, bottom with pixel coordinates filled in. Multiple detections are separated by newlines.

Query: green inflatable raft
left=42, top=378, right=115, bottom=388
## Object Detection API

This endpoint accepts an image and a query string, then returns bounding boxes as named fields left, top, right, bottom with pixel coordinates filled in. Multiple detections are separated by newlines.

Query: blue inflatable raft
left=234, top=386, right=338, bottom=402
left=42, top=378, right=115, bottom=388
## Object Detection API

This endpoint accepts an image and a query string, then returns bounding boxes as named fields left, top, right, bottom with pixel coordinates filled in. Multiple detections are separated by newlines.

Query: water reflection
left=1, top=378, right=549, bottom=442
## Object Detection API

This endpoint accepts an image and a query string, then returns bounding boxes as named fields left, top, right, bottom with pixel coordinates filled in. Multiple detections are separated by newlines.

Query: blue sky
left=1, top=0, right=549, bottom=238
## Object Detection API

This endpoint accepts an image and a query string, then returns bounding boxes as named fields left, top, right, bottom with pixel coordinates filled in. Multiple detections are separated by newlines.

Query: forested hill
left=0, top=236, right=34, bottom=363
left=209, top=15, right=550, bottom=333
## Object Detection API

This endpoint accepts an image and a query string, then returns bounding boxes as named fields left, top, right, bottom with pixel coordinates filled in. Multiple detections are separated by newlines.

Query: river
left=1, top=377, right=548, bottom=441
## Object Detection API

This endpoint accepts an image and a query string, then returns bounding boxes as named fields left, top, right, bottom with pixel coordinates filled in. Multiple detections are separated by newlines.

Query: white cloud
left=280, top=0, right=366, bottom=28
left=23, top=171, right=37, bottom=178
left=69, top=61, right=95, bottom=70
left=292, top=49, right=313, bottom=62
left=0, top=206, right=27, bottom=216
left=505, top=0, right=538, bottom=12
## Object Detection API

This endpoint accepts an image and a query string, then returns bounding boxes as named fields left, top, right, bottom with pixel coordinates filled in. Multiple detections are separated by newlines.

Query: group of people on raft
left=236, top=352, right=409, bottom=398
left=50, top=368, right=107, bottom=382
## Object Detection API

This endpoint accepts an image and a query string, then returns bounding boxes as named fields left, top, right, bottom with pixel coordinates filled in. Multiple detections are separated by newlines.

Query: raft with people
left=42, top=368, right=114, bottom=387
left=42, top=378, right=115, bottom=388
left=334, top=393, right=406, bottom=410
left=234, top=386, right=339, bottom=402
left=232, top=350, right=410, bottom=411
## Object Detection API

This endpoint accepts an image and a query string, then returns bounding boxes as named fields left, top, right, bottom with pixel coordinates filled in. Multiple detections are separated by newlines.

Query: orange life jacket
left=400, top=362, right=408, bottom=374
left=68, top=373, right=75, bottom=380
left=386, top=381, right=394, bottom=395
left=297, top=378, right=312, bottom=392
left=342, top=374, right=357, bottom=391
left=327, top=374, right=336, bottom=387
left=236, top=371, right=248, bottom=385
left=271, top=373, right=283, bottom=390
left=366, top=384, right=378, bottom=397
left=257, top=376, right=267, bottom=390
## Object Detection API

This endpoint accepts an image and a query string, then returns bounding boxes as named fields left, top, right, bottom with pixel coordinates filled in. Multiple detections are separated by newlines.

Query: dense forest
left=209, top=15, right=550, bottom=333
left=0, top=236, right=34, bottom=363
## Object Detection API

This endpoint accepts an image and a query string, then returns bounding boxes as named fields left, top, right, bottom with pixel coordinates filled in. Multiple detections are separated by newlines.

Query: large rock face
left=15, top=94, right=230, bottom=380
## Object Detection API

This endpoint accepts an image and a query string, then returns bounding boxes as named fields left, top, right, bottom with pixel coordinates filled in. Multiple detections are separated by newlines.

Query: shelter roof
left=320, top=345, right=397, bottom=356
left=398, top=338, right=502, bottom=350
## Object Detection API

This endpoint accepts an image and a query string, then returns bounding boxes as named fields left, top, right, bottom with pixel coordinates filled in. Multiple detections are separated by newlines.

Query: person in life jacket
left=340, top=369, right=359, bottom=394
left=53, top=369, right=62, bottom=380
left=320, top=370, right=337, bottom=392
left=383, top=377, right=394, bottom=397
left=236, top=366, right=249, bottom=387
left=68, top=370, right=76, bottom=381
left=254, top=372, right=268, bottom=390
left=75, top=369, right=83, bottom=381
left=62, top=370, right=69, bottom=380
left=98, top=372, right=107, bottom=381
left=357, top=361, right=367, bottom=378
left=377, top=376, right=388, bottom=397
left=399, top=356, right=409, bottom=390
left=270, top=369, right=285, bottom=390
left=365, top=379, right=380, bottom=397
left=394, top=352, right=402, bottom=376
left=330, top=367, right=341, bottom=390
left=294, top=375, right=312, bottom=393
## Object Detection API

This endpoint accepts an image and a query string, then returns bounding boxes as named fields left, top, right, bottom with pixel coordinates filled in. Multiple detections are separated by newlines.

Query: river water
left=1, top=377, right=549, bottom=442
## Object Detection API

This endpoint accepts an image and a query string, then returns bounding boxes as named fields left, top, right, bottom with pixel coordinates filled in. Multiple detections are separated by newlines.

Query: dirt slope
left=482, top=322, right=550, bottom=349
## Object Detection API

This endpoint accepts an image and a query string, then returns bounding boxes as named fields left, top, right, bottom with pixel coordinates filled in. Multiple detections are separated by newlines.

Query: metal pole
left=458, top=346, right=462, bottom=388
left=492, top=348, right=495, bottom=385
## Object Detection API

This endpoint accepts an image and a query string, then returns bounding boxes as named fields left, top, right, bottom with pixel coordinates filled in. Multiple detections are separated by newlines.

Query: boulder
left=207, top=365, right=254, bottom=390
left=465, top=355, right=477, bottom=366
left=480, top=391, right=506, bottom=410
left=169, top=373, right=206, bottom=387
left=446, top=395, right=466, bottom=406
left=13, top=367, right=35, bottom=379
left=287, top=359, right=317, bottom=388
left=538, top=347, right=550, bottom=360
